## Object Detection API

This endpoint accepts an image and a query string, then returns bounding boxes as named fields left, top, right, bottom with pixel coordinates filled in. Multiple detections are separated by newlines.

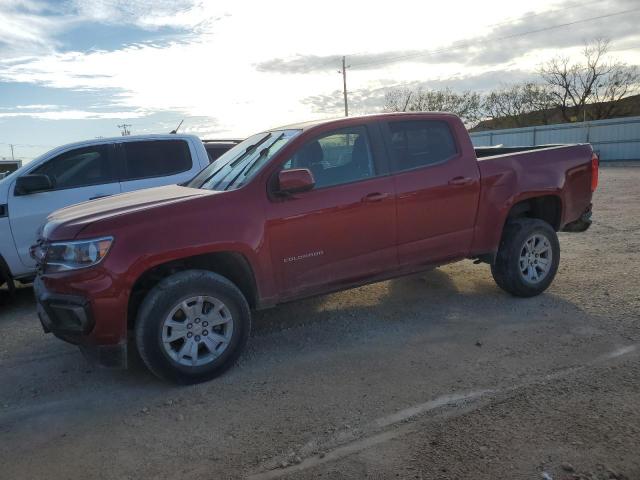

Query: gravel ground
left=0, top=166, right=639, bottom=480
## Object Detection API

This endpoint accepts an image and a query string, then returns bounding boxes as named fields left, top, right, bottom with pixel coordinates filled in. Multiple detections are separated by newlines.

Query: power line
left=350, top=7, right=640, bottom=69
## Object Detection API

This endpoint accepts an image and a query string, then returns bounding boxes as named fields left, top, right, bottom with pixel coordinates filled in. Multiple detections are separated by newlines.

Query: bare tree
left=383, top=88, right=414, bottom=113
left=484, top=82, right=553, bottom=126
left=384, top=87, right=483, bottom=126
left=540, top=39, right=640, bottom=121
left=590, top=64, right=640, bottom=119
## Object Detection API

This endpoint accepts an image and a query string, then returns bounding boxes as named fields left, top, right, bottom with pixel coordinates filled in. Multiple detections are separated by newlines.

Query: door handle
left=448, top=176, right=473, bottom=186
left=362, top=192, right=390, bottom=203
left=90, top=194, right=111, bottom=200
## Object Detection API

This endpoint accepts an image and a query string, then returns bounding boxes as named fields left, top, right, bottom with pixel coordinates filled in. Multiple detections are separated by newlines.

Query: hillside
left=471, top=94, right=640, bottom=131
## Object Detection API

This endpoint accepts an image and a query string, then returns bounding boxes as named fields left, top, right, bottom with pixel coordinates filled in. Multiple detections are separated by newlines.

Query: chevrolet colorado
left=33, top=113, right=597, bottom=383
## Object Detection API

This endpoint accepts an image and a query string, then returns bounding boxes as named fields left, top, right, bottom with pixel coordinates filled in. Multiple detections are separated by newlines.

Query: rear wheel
left=135, top=270, right=251, bottom=384
left=491, top=218, right=560, bottom=297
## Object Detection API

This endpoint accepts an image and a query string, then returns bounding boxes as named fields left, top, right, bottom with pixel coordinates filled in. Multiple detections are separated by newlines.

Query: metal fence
left=469, top=116, right=640, bottom=162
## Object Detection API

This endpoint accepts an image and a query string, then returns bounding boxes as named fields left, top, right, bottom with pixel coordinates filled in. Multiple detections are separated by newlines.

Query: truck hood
left=44, top=185, right=216, bottom=240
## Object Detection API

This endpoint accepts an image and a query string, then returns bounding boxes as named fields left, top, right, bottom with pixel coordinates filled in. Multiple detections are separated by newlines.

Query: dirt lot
left=1, top=166, right=639, bottom=480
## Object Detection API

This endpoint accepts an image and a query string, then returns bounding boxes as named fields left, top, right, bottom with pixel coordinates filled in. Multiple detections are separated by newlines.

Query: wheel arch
left=505, top=194, right=563, bottom=232
left=127, top=251, right=258, bottom=330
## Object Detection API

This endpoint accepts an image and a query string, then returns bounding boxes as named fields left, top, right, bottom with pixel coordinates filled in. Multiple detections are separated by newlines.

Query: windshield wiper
left=229, top=133, right=271, bottom=168
left=225, top=133, right=285, bottom=190
left=196, top=133, right=272, bottom=189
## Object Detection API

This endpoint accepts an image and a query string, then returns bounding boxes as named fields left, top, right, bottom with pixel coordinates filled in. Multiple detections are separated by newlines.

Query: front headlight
left=45, top=236, right=114, bottom=273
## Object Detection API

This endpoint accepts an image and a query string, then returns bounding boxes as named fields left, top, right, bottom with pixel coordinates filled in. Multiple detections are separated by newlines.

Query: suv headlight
left=45, top=236, right=114, bottom=273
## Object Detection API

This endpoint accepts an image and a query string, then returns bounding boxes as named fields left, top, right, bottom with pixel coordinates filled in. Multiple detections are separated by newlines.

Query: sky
left=1, top=0, right=639, bottom=163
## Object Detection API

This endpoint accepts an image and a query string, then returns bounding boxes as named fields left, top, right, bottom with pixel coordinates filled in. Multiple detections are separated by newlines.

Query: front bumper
left=35, top=276, right=127, bottom=368
left=35, top=276, right=94, bottom=339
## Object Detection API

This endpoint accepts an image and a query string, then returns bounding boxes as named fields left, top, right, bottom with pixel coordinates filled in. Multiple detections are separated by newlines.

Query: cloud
left=0, top=0, right=216, bottom=57
left=0, top=108, right=148, bottom=120
left=68, top=0, right=221, bottom=31
left=14, top=104, right=61, bottom=110
left=0, top=1, right=67, bottom=56
left=256, top=0, right=640, bottom=73
left=2, top=0, right=640, bottom=144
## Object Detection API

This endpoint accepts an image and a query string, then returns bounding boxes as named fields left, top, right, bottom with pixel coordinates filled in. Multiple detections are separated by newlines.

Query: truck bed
left=470, top=143, right=594, bottom=255
left=474, top=144, right=565, bottom=158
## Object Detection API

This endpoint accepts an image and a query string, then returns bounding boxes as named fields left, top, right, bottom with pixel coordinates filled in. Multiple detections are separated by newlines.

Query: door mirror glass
left=277, top=168, right=315, bottom=194
left=14, top=174, right=54, bottom=196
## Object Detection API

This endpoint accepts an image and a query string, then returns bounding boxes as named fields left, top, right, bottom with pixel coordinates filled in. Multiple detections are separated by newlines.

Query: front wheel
left=135, top=270, right=251, bottom=384
left=491, top=218, right=560, bottom=297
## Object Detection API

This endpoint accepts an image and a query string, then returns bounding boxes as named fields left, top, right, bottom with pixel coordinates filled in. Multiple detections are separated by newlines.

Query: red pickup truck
left=33, top=113, right=597, bottom=383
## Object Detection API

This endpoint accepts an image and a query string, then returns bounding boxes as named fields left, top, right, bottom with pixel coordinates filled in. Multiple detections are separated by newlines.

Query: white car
left=0, top=134, right=211, bottom=290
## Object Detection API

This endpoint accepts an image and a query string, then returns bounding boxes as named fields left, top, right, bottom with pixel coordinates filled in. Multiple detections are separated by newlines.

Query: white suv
left=0, top=134, right=211, bottom=290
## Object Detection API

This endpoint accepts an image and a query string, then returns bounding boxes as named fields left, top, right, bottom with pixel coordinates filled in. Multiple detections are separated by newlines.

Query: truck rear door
left=381, top=117, right=480, bottom=266
left=118, top=139, right=201, bottom=193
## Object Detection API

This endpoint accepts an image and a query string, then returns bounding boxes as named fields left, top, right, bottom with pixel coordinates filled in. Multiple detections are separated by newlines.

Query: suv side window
left=122, top=140, right=192, bottom=180
left=282, top=126, right=375, bottom=189
left=32, top=144, right=116, bottom=190
left=387, top=120, right=457, bottom=172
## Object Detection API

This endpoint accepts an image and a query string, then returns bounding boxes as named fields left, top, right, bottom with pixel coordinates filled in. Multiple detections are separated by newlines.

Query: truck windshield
left=188, top=129, right=301, bottom=191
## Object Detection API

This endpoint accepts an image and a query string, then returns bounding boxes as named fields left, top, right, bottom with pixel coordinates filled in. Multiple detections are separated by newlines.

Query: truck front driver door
left=266, top=125, right=397, bottom=299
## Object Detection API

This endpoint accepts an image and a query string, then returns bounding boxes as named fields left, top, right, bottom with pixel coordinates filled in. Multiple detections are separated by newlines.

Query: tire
left=135, top=270, right=251, bottom=384
left=491, top=218, right=560, bottom=297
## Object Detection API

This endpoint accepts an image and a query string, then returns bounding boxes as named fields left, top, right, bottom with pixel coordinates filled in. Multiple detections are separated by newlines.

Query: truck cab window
left=388, top=120, right=457, bottom=171
left=122, top=140, right=192, bottom=180
left=283, top=126, right=375, bottom=189
left=32, top=145, right=116, bottom=190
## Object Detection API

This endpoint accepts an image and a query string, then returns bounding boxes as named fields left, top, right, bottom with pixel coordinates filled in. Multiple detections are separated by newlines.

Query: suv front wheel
left=135, top=270, right=251, bottom=384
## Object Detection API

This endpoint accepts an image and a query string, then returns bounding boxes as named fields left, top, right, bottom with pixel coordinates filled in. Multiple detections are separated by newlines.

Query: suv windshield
left=188, top=129, right=300, bottom=191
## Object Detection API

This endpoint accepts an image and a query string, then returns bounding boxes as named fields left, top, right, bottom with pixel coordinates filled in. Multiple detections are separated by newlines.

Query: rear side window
left=122, top=140, right=192, bottom=180
left=33, top=145, right=116, bottom=189
left=387, top=120, right=457, bottom=172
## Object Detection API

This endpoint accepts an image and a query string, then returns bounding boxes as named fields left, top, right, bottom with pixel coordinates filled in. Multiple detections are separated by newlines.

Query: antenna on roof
left=170, top=119, right=184, bottom=134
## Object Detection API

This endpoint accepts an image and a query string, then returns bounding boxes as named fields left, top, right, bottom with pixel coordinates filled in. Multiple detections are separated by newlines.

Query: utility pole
left=117, top=124, right=132, bottom=136
left=10, top=144, right=14, bottom=161
left=339, top=56, right=350, bottom=117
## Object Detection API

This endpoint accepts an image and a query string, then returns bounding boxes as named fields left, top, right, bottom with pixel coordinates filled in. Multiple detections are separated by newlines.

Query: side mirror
left=277, top=168, right=315, bottom=195
left=15, top=174, right=54, bottom=196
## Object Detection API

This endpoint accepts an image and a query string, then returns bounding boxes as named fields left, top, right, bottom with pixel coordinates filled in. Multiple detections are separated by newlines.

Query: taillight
left=591, top=152, right=599, bottom=192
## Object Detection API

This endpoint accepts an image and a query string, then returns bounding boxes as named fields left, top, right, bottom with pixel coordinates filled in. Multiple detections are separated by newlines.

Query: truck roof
left=48, top=133, right=202, bottom=152
left=273, top=112, right=461, bottom=132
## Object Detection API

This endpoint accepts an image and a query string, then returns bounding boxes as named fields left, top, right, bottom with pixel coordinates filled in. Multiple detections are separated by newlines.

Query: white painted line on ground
left=248, top=343, right=639, bottom=479
left=374, top=390, right=491, bottom=429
